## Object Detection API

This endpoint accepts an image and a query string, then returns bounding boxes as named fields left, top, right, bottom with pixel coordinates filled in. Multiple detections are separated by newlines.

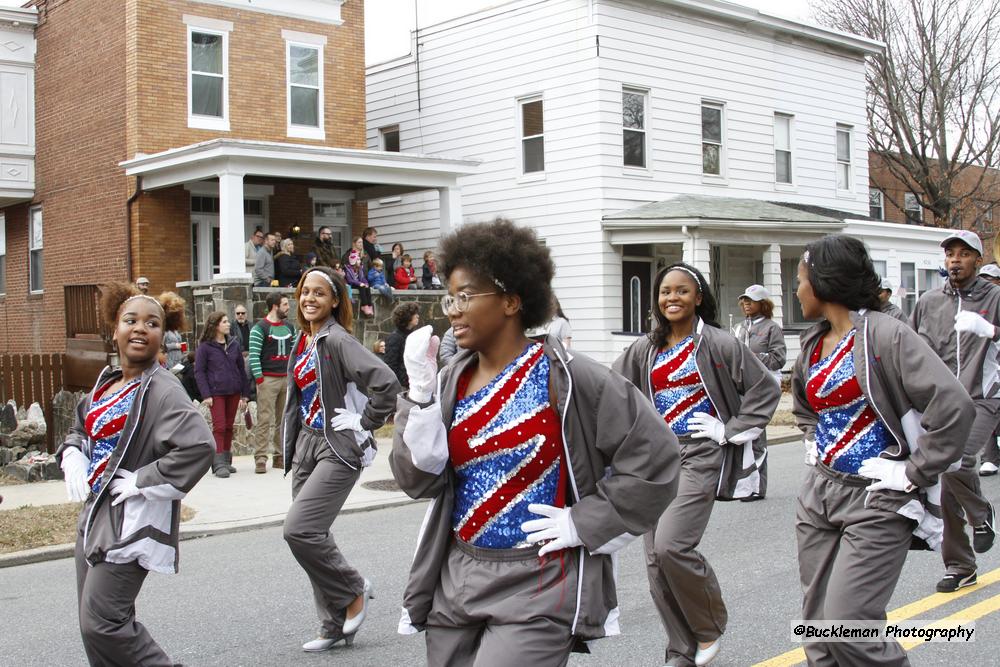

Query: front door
left=191, top=214, right=220, bottom=282
left=622, top=259, right=652, bottom=333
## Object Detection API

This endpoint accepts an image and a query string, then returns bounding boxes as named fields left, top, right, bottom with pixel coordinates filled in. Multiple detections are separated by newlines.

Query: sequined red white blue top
left=294, top=336, right=324, bottom=430
left=449, top=343, right=567, bottom=549
left=85, top=378, right=141, bottom=494
left=651, top=336, right=715, bottom=435
left=807, top=330, right=890, bottom=474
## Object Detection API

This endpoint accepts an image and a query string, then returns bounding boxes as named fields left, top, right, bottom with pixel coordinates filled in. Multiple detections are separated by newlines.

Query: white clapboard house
left=365, top=0, right=952, bottom=364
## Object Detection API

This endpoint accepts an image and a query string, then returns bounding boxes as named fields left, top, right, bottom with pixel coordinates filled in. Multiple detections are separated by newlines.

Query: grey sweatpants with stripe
left=74, top=537, right=171, bottom=666
left=283, top=427, right=365, bottom=638
left=425, top=538, right=578, bottom=667
left=644, top=436, right=727, bottom=667
left=941, top=398, right=999, bottom=576
left=796, top=464, right=913, bottom=667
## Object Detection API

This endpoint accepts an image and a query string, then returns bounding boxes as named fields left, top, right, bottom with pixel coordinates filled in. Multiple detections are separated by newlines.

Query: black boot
left=213, top=453, right=230, bottom=478
left=224, top=450, right=236, bottom=473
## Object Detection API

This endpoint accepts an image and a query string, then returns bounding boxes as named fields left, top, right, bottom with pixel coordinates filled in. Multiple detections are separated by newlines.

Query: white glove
left=955, top=311, right=997, bottom=339
left=109, top=469, right=141, bottom=506
left=804, top=437, right=818, bottom=466
left=330, top=408, right=364, bottom=433
left=404, top=325, right=440, bottom=404
left=688, top=411, right=727, bottom=444
left=858, top=457, right=915, bottom=492
left=521, top=503, right=582, bottom=557
left=60, top=447, right=90, bottom=502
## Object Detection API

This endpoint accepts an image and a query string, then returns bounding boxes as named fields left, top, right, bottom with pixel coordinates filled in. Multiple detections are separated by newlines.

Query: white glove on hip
left=109, top=469, right=141, bottom=506
left=955, top=311, right=997, bottom=339
left=404, top=325, right=440, bottom=404
left=330, top=408, right=364, bottom=433
left=858, top=457, right=915, bottom=492
left=688, top=411, right=727, bottom=445
left=804, top=437, right=818, bottom=466
left=60, top=447, right=90, bottom=502
left=521, top=503, right=582, bottom=557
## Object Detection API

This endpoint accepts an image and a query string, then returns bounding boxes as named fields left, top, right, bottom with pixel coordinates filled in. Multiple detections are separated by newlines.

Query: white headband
left=668, top=266, right=704, bottom=292
left=123, top=294, right=162, bottom=309
left=305, top=269, right=337, bottom=290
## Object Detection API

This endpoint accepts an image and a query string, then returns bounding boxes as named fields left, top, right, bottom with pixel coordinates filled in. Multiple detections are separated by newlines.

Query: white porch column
left=682, top=232, right=711, bottom=280
left=217, top=170, right=249, bottom=280
left=763, top=243, right=784, bottom=326
left=438, top=186, right=463, bottom=234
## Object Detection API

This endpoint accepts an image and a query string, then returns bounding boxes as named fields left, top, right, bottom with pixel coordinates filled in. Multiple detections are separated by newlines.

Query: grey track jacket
left=613, top=318, right=781, bottom=500
left=791, top=310, right=973, bottom=550
left=57, top=364, right=214, bottom=574
left=911, top=277, right=1000, bottom=399
left=736, top=316, right=787, bottom=372
left=281, top=318, right=401, bottom=472
left=389, top=336, right=680, bottom=645
left=881, top=302, right=908, bottom=324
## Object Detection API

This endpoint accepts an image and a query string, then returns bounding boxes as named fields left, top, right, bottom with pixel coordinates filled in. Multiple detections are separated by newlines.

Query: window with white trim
left=520, top=97, right=544, bottom=174
left=774, top=113, right=793, bottom=184
left=904, top=192, right=922, bottom=223
left=0, top=213, right=5, bottom=294
left=29, top=206, right=42, bottom=293
left=622, top=88, right=647, bottom=168
left=869, top=188, right=884, bottom=219
left=901, top=262, right=916, bottom=314
left=287, top=42, right=324, bottom=137
left=188, top=28, right=228, bottom=129
left=380, top=125, right=400, bottom=152
left=701, top=102, right=724, bottom=176
left=835, top=124, right=852, bottom=190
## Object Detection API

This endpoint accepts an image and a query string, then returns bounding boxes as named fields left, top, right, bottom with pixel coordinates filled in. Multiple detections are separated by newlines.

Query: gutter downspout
left=125, top=175, right=142, bottom=282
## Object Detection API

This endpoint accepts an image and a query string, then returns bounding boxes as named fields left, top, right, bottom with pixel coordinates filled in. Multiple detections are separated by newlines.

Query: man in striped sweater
left=248, top=293, right=294, bottom=473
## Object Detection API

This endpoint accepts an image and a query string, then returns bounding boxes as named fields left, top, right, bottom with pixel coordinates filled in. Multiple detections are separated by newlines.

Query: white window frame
left=379, top=125, right=400, bottom=152
left=622, top=86, right=649, bottom=171
left=518, top=95, right=545, bottom=180
left=28, top=205, right=42, bottom=294
left=904, top=192, right=923, bottom=223
left=774, top=113, right=794, bottom=186
left=701, top=100, right=726, bottom=180
left=835, top=124, right=853, bottom=192
left=284, top=30, right=326, bottom=140
left=0, top=212, right=5, bottom=295
left=185, top=18, right=232, bottom=132
left=869, top=188, right=884, bottom=220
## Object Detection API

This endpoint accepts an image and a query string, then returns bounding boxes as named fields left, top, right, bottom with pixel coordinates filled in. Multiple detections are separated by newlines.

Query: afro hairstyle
left=156, top=291, right=187, bottom=333
left=99, top=282, right=166, bottom=329
left=391, top=301, right=421, bottom=330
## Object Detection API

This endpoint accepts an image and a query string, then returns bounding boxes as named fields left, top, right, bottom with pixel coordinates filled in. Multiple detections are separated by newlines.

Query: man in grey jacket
left=911, top=230, right=1000, bottom=592
left=253, top=232, right=278, bottom=287
left=878, top=278, right=909, bottom=323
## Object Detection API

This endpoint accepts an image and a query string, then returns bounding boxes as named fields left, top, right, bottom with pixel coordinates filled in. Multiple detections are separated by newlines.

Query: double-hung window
left=285, top=32, right=325, bottom=139
left=701, top=102, right=724, bottom=176
left=520, top=97, right=544, bottom=174
left=623, top=88, right=647, bottom=169
left=774, top=113, right=793, bottom=184
left=904, top=192, right=922, bottom=224
left=380, top=125, right=400, bottom=152
left=869, top=188, right=884, bottom=219
left=186, top=19, right=230, bottom=131
left=29, top=206, right=42, bottom=294
left=835, top=124, right=852, bottom=191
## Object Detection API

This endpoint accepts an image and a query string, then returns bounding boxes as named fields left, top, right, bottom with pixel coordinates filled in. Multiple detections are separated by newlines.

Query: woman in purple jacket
left=195, top=311, right=250, bottom=477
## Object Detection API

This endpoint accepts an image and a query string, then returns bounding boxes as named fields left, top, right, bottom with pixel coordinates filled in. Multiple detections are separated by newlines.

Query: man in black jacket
left=384, top=302, right=421, bottom=389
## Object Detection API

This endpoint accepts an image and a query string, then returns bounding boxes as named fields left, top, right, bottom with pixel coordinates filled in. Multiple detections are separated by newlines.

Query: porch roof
left=119, top=138, right=480, bottom=198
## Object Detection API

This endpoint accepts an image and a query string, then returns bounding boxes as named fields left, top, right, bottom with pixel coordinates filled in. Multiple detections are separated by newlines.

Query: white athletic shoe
left=979, top=462, right=998, bottom=477
left=695, top=637, right=722, bottom=665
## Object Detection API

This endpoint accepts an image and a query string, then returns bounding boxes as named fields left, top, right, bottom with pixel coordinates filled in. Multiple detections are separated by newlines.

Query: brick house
left=0, top=0, right=474, bottom=356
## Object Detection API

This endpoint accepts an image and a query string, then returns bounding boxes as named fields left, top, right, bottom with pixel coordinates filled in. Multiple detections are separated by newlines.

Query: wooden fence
left=0, top=353, right=65, bottom=453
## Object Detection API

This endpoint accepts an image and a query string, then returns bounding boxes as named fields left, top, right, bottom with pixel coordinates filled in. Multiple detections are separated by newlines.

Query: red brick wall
left=133, top=186, right=191, bottom=294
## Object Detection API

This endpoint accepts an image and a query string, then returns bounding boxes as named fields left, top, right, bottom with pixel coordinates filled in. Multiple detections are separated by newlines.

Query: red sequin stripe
left=650, top=341, right=697, bottom=389
left=821, top=404, right=877, bottom=466
left=84, top=382, right=139, bottom=440
left=450, top=409, right=553, bottom=468
left=456, top=433, right=564, bottom=543
left=806, top=337, right=855, bottom=408
left=452, top=345, right=545, bottom=436
left=662, top=387, right=710, bottom=426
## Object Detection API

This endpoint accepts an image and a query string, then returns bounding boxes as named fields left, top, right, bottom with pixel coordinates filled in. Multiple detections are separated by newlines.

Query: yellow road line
left=897, top=591, right=1000, bottom=651
left=751, top=567, right=1000, bottom=667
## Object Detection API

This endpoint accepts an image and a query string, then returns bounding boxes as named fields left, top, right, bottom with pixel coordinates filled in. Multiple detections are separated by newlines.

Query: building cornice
left=0, top=7, right=38, bottom=28
left=189, top=0, right=345, bottom=26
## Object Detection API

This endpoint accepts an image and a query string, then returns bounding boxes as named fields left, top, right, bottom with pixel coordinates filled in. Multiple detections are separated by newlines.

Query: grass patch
left=374, top=423, right=394, bottom=439
left=0, top=502, right=197, bottom=554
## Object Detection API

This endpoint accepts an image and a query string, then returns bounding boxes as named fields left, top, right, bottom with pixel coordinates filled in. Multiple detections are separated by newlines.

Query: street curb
left=0, top=496, right=423, bottom=569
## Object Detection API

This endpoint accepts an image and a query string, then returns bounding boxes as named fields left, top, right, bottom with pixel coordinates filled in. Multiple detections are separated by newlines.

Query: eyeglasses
left=235, top=312, right=247, bottom=316
left=441, top=291, right=499, bottom=314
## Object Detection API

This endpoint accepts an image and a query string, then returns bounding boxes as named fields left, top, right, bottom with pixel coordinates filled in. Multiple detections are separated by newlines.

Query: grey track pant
left=796, top=464, right=913, bottom=667
left=644, top=436, right=727, bottom=667
left=283, top=427, right=365, bottom=637
left=752, top=434, right=768, bottom=497
left=74, top=538, right=171, bottom=666
left=942, top=398, right=999, bottom=576
left=425, top=538, right=578, bottom=667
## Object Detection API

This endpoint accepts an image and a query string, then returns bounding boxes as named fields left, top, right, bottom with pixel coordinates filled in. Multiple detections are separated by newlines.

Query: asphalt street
left=2, top=441, right=999, bottom=666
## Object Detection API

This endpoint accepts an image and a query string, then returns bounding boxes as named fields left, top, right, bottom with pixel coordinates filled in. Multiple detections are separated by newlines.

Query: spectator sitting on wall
left=253, top=232, right=279, bottom=287
left=314, top=226, right=338, bottom=268
left=384, top=302, right=421, bottom=388
left=342, top=236, right=371, bottom=275
left=385, top=242, right=404, bottom=284
left=135, top=277, right=150, bottom=295
left=275, top=238, right=304, bottom=288
left=245, top=227, right=264, bottom=273
left=304, top=252, right=317, bottom=268
left=421, top=250, right=442, bottom=289
left=331, top=260, right=352, bottom=299
left=362, top=227, right=384, bottom=265
left=395, top=253, right=418, bottom=290
left=344, top=250, right=375, bottom=317
left=368, top=258, right=394, bottom=300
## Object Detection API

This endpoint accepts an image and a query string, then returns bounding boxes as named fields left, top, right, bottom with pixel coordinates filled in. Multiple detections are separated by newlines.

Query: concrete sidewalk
left=0, top=426, right=803, bottom=568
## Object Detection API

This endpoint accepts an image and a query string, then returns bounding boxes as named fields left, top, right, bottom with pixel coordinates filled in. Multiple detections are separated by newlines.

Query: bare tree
left=814, top=0, right=1000, bottom=225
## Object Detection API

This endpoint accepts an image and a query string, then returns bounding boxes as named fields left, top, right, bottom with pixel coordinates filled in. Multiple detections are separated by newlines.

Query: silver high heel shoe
left=301, top=633, right=355, bottom=652
left=342, top=578, right=375, bottom=636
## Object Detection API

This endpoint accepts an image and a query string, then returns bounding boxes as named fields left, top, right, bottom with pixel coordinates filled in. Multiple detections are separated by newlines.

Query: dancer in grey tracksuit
left=280, top=267, right=401, bottom=651
left=791, top=235, right=972, bottom=666
left=911, top=230, right=1000, bottom=592
left=734, top=284, right=787, bottom=500
left=390, top=219, right=680, bottom=667
left=614, top=263, right=780, bottom=667
left=58, top=285, right=214, bottom=666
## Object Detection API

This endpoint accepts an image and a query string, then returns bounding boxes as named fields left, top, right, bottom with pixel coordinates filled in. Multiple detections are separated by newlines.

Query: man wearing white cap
left=912, top=229, right=1000, bottom=592
left=135, top=277, right=150, bottom=295
left=877, top=278, right=908, bottom=323
left=979, top=263, right=1000, bottom=286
